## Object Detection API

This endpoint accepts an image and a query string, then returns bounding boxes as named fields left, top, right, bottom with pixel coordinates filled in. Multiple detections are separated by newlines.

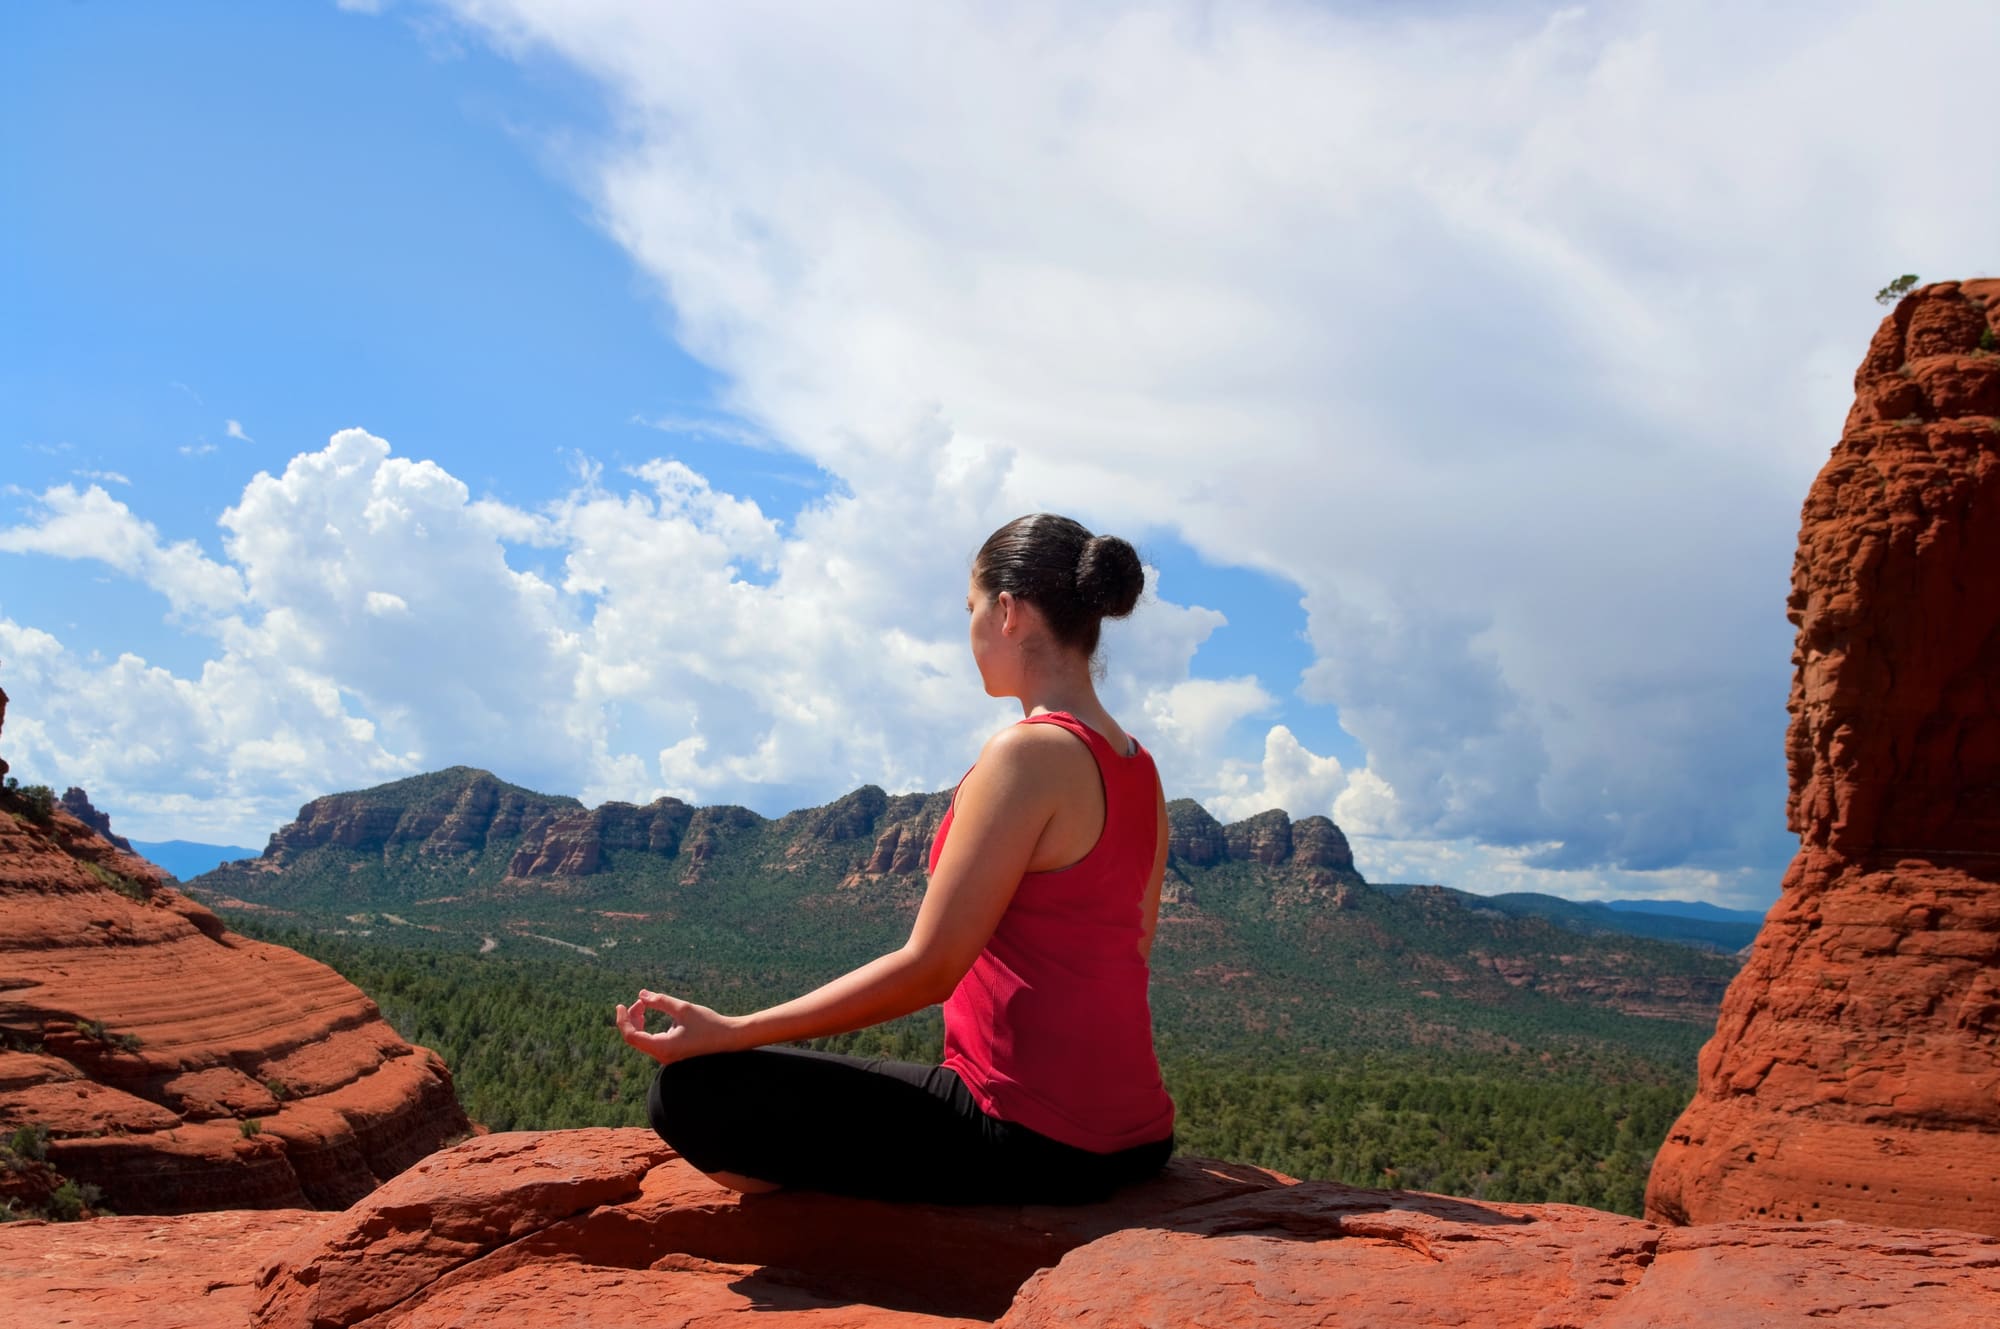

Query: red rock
left=1290, top=814, right=1356, bottom=872
left=508, top=797, right=695, bottom=877
left=265, top=768, right=581, bottom=866
left=1001, top=1196, right=2000, bottom=1329
left=0, top=1208, right=328, bottom=1329
left=1224, top=808, right=1294, bottom=865
left=1647, top=279, right=2000, bottom=1236
left=0, top=777, right=470, bottom=1214
left=1166, top=799, right=1228, bottom=866
left=58, top=787, right=134, bottom=853
left=6, top=1129, right=1989, bottom=1327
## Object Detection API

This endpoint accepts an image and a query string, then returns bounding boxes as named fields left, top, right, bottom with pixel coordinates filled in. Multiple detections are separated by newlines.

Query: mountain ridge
left=185, top=765, right=1740, bottom=1065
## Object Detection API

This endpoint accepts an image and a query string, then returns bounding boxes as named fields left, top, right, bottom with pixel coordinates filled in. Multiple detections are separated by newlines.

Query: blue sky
left=4, top=1, right=1995, bottom=908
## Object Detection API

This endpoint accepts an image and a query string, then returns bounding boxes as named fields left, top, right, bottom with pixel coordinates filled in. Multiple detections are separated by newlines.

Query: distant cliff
left=189, top=764, right=1736, bottom=1051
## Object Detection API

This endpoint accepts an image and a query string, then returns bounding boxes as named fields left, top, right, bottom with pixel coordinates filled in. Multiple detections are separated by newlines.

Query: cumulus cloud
left=398, top=0, right=1999, bottom=894
left=1209, top=725, right=1348, bottom=826
left=0, top=428, right=1241, bottom=842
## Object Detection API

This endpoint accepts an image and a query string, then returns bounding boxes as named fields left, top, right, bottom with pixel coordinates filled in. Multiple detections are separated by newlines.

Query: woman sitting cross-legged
left=614, top=512, right=1175, bottom=1205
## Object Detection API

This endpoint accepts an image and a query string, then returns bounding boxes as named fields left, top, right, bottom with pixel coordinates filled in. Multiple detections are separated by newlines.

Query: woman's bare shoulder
left=975, top=719, right=1098, bottom=777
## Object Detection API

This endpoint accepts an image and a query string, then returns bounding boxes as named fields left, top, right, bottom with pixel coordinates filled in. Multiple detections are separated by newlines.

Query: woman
left=614, top=513, right=1175, bottom=1204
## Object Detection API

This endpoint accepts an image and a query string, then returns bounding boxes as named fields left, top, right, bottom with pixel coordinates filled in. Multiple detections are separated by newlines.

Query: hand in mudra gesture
left=614, top=989, right=740, bottom=1066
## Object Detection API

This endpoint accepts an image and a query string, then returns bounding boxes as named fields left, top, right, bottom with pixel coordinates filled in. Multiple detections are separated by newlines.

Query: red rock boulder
left=1646, top=279, right=2000, bottom=1234
left=6, top=1128, right=1994, bottom=1327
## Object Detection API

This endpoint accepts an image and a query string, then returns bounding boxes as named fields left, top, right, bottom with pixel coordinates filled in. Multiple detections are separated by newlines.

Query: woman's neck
left=1014, top=657, right=1109, bottom=728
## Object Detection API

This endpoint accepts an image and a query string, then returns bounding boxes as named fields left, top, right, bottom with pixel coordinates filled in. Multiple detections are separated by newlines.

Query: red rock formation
left=265, top=767, right=580, bottom=865
left=507, top=798, right=694, bottom=877
left=1224, top=807, right=1293, bottom=864
left=1166, top=801, right=1359, bottom=876
left=1291, top=814, right=1355, bottom=871
left=0, top=762, right=470, bottom=1214
left=1647, top=279, right=2000, bottom=1234
left=4, top=1128, right=1992, bottom=1327
left=1166, top=798, right=1228, bottom=865
left=58, top=787, right=133, bottom=853
left=677, top=803, right=764, bottom=884
left=847, top=791, right=952, bottom=883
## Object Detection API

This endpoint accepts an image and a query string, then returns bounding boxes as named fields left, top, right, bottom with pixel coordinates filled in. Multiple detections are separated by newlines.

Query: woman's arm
left=616, top=723, right=1065, bottom=1066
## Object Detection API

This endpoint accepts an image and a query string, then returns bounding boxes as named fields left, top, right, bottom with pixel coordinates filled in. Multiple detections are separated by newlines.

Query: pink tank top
left=929, top=711, right=1176, bottom=1153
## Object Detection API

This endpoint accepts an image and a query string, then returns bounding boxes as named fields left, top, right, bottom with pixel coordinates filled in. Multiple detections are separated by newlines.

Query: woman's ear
left=996, top=590, right=1019, bottom=636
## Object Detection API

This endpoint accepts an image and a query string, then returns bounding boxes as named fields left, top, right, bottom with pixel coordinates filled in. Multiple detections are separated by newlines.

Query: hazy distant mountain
left=1416, top=889, right=1766, bottom=954
left=128, top=838, right=263, bottom=881
left=1603, top=898, right=1768, bottom=923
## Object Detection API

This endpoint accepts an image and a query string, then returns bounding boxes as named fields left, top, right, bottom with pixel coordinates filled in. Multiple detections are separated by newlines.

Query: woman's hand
left=614, top=989, right=743, bottom=1066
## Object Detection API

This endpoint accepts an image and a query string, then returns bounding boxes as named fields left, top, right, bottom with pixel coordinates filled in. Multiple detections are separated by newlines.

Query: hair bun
left=1076, top=534, right=1144, bottom=619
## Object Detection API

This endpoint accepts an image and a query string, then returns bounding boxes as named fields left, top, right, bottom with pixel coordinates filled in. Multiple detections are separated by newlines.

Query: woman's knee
left=646, top=1056, right=712, bottom=1139
left=646, top=1053, right=754, bottom=1166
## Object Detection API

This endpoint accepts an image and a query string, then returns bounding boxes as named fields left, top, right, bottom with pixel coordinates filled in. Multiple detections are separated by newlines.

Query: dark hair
left=971, top=513, right=1144, bottom=657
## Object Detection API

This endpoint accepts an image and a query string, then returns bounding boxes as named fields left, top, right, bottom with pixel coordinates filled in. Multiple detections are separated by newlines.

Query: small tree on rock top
left=1875, top=274, right=1919, bottom=305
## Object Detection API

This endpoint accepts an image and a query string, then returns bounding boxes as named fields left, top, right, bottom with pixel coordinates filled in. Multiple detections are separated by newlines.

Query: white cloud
left=0, top=617, right=403, bottom=846
left=1139, top=677, right=1274, bottom=777
left=0, top=483, right=246, bottom=616
left=0, top=428, right=1237, bottom=844
left=226, top=420, right=254, bottom=444
left=410, top=0, right=2000, bottom=894
left=1208, top=725, right=1348, bottom=825
left=180, top=441, right=217, bottom=457
left=74, top=470, right=132, bottom=487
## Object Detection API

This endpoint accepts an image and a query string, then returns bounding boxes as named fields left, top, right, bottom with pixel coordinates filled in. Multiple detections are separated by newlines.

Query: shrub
left=83, top=861, right=148, bottom=902
left=239, top=1118, right=263, bottom=1138
left=7, top=1123, right=50, bottom=1163
left=1875, top=274, right=1919, bottom=305
left=46, top=1180, right=89, bottom=1221
left=264, top=1077, right=291, bottom=1101
left=13, top=784, right=55, bottom=823
left=1982, top=325, right=1996, bottom=352
left=74, top=1018, right=109, bottom=1042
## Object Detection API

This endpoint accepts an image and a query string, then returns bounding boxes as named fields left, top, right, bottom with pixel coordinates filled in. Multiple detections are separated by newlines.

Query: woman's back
left=932, top=711, right=1176, bottom=1153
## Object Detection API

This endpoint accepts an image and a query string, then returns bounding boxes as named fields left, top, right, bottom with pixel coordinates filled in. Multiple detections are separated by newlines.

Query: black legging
left=647, top=1046, right=1173, bottom=1205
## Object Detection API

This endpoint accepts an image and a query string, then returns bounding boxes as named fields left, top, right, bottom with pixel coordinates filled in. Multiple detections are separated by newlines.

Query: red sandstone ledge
left=2, top=1128, right=1995, bottom=1328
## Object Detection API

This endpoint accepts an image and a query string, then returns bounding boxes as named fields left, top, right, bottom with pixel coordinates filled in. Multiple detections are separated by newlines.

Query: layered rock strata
left=1646, top=279, right=2000, bottom=1234
left=0, top=773, right=470, bottom=1213
left=3, top=1128, right=1993, bottom=1329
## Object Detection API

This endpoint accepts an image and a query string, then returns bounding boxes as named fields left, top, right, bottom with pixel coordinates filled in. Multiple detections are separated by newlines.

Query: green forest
left=249, top=923, right=1700, bottom=1217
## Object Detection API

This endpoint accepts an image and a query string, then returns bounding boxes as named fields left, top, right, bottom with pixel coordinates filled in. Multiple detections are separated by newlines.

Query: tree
left=1875, top=274, right=1919, bottom=305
